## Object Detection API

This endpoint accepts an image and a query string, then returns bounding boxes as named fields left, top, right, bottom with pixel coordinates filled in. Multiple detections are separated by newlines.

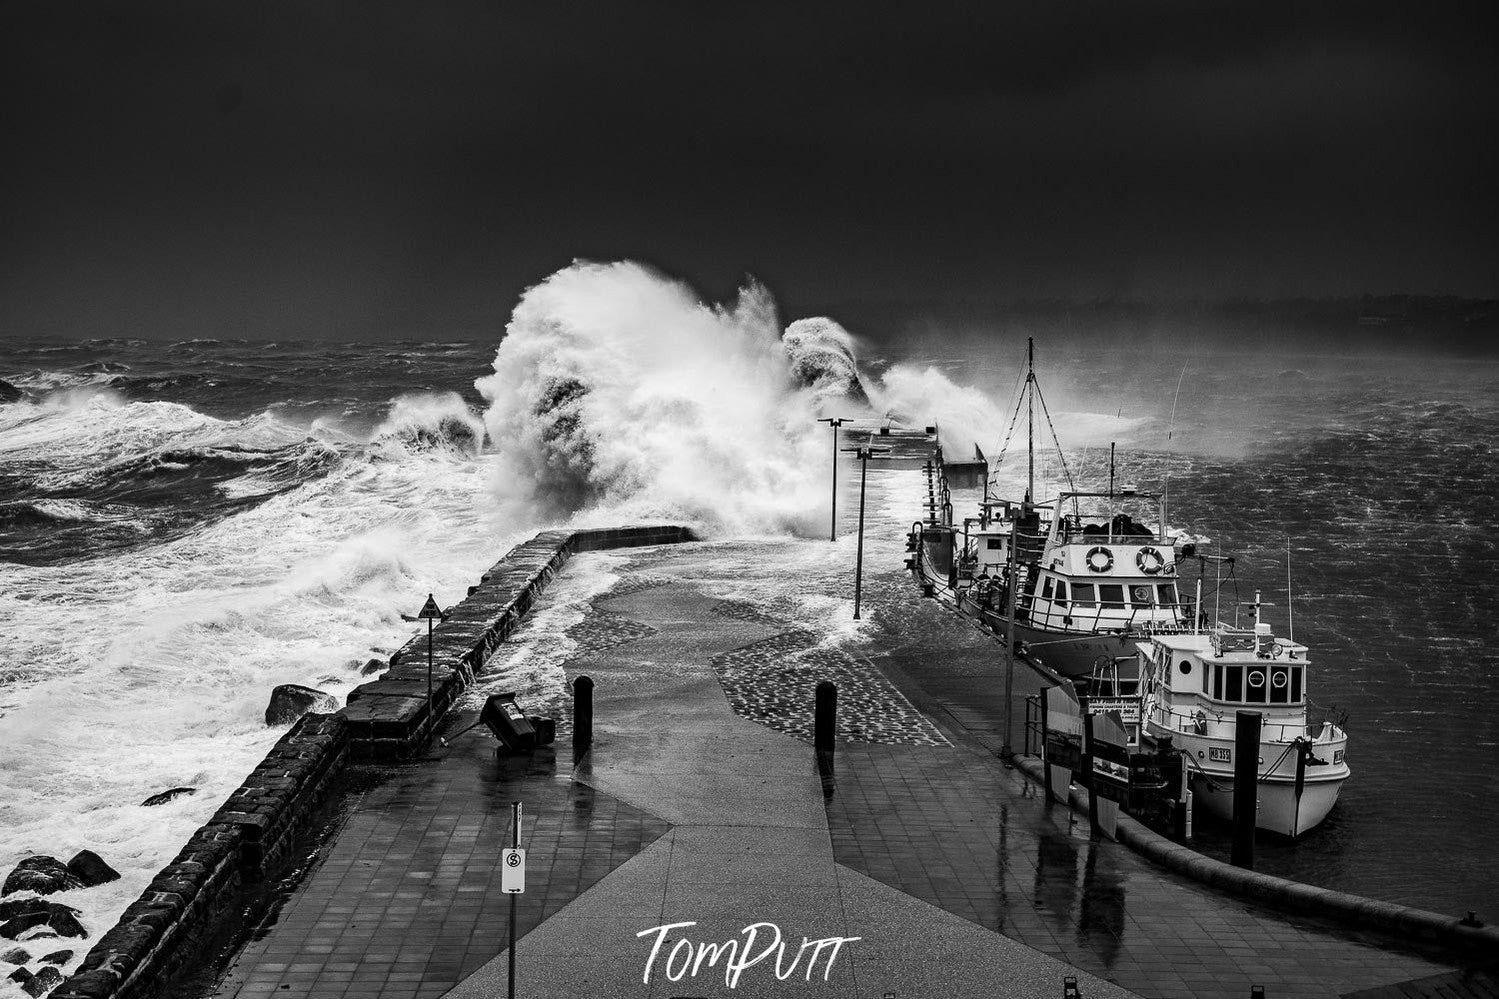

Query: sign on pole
left=501, top=848, right=526, bottom=893
left=418, top=593, right=443, bottom=619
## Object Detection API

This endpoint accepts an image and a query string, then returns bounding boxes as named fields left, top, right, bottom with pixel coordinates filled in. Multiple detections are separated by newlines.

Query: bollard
left=1063, top=975, right=1082, bottom=998
left=1082, top=712, right=1099, bottom=835
left=1232, top=710, right=1262, bottom=870
left=815, top=680, right=837, bottom=786
left=573, top=675, right=594, bottom=761
left=1250, top=987, right=1265, bottom=999
left=815, top=680, right=837, bottom=753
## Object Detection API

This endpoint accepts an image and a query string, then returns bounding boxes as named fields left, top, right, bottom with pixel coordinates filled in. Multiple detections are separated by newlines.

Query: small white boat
left=1137, top=598, right=1351, bottom=838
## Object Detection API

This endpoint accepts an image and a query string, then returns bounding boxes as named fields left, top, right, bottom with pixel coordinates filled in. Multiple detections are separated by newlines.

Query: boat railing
left=1154, top=704, right=1332, bottom=745
left=1055, top=525, right=1171, bottom=547
left=1015, top=597, right=1194, bottom=634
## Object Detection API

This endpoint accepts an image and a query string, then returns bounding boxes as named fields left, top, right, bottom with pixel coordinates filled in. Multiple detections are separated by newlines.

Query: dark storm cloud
left=2, top=2, right=1495, bottom=341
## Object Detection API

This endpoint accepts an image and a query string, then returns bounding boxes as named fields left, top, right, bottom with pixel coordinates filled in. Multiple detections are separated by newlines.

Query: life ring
left=1272, top=670, right=1288, bottom=688
left=1136, top=546, right=1166, bottom=574
left=1248, top=670, right=1266, bottom=688
left=1131, top=585, right=1153, bottom=603
left=1085, top=546, right=1114, bottom=573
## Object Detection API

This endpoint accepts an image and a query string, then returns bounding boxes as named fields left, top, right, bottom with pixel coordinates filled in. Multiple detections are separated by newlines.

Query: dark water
left=0, top=337, right=495, bottom=565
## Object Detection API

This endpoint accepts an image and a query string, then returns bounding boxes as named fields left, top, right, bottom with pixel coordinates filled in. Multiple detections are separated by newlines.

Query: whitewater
left=3, top=260, right=1497, bottom=989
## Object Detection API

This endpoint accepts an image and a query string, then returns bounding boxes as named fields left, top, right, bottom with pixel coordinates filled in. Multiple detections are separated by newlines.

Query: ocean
left=3, top=261, right=1497, bottom=977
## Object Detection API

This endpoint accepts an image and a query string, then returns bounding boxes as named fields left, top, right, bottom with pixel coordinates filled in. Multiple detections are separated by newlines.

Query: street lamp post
left=841, top=442, right=890, bottom=619
left=818, top=417, right=846, bottom=542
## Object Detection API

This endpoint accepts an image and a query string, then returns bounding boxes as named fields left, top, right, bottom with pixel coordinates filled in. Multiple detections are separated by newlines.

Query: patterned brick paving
left=708, top=630, right=949, bottom=747
left=210, top=741, right=669, bottom=999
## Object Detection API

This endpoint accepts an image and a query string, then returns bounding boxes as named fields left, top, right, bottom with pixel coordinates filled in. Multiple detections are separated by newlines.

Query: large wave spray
left=477, top=261, right=868, bottom=534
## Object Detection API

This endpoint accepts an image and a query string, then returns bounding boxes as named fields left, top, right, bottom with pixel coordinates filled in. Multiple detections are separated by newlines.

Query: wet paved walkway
left=203, top=526, right=1478, bottom=999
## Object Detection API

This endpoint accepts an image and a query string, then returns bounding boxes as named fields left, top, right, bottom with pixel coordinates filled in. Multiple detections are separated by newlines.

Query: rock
left=264, top=684, right=337, bottom=726
left=0, top=900, right=84, bottom=941
left=140, top=787, right=197, bottom=807
left=0, top=379, right=23, bottom=404
left=1, top=947, right=28, bottom=964
left=8, top=966, right=32, bottom=987
left=23, top=965, right=63, bottom=996
left=1, top=858, right=82, bottom=898
left=38, top=949, right=72, bottom=965
left=360, top=658, right=386, bottom=676
left=65, top=850, right=119, bottom=888
left=0, top=900, right=74, bottom=923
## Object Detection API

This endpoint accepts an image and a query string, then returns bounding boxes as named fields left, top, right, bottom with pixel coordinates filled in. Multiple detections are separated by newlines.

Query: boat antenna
left=1108, top=441, right=1116, bottom=497
left=1286, top=534, right=1295, bottom=643
left=1168, top=362, right=1188, bottom=442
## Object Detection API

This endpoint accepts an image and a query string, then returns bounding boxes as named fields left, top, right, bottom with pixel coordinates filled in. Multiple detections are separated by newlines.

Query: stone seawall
left=52, top=524, right=695, bottom=999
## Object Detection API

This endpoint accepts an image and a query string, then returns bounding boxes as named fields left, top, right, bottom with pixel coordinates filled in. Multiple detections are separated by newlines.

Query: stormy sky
left=3, top=2, right=1496, bottom=341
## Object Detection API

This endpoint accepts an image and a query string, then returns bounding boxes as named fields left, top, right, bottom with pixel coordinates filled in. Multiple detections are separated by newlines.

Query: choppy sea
left=3, top=263, right=1497, bottom=979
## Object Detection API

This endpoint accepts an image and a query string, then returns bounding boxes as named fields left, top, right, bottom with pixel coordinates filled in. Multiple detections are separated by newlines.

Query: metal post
left=819, top=417, right=845, bottom=542
left=854, top=449, right=868, bottom=619
left=426, top=615, right=434, bottom=748
left=508, top=801, right=520, bottom=999
left=1040, top=686, right=1052, bottom=799
left=572, top=675, right=594, bottom=761
left=1001, top=519, right=1018, bottom=759
left=1232, top=710, right=1262, bottom=869
left=1083, top=709, right=1099, bottom=834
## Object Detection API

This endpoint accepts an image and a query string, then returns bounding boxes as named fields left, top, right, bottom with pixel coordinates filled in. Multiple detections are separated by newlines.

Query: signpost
left=416, top=593, right=443, bottom=748
left=504, top=801, right=524, bottom=999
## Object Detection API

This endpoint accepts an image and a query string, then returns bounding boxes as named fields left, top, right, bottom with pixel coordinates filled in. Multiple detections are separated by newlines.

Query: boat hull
left=1191, top=773, right=1346, bottom=839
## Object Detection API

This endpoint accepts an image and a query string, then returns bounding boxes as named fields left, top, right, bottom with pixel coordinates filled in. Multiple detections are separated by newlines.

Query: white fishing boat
left=912, top=338, right=1201, bottom=678
left=1136, top=596, right=1351, bottom=838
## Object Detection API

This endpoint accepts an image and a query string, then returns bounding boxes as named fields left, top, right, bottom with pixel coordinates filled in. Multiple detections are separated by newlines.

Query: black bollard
left=573, top=675, right=594, bottom=761
left=815, top=680, right=837, bottom=787
left=1082, top=710, right=1099, bottom=834
left=1231, top=710, right=1262, bottom=869
left=1064, top=975, right=1081, bottom=998
left=815, top=681, right=837, bottom=753
left=1040, top=689, right=1053, bottom=801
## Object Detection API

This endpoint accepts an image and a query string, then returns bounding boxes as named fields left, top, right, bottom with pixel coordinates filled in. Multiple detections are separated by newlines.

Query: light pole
left=841, top=442, right=890, bottom=619
left=818, top=417, right=846, bottom=542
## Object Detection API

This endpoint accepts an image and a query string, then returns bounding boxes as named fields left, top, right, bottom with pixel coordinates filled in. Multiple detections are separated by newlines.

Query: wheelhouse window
left=1072, top=582, right=1095, bottom=607
left=1158, top=583, right=1179, bottom=606
left=1098, top=584, right=1125, bottom=609
left=1054, top=580, right=1068, bottom=606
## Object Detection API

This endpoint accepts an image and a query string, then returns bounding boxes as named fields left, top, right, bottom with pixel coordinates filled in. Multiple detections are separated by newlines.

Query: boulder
left=0, top=900, right=84, bottom=941
left=140, top=787, right=197, bottom=807
left=8, top=967, right=32, bottom=987
left=65, top=850, right=119, bottom=888
left=0, top=379, right=23, bottom=404
left=1, top=947, right=28, bottom=965
left=23, top=965, right=63, bottom=996
left=264, top=684, right=337, bottom=726
left=1, top=858, right=82, bottom=898
left=360, top=658, right=386, bottom=676
left=38, top=949, right=72, bottom=965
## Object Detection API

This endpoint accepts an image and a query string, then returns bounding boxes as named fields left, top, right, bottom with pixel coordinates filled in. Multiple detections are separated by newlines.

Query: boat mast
left=1026, top=336, right=1034, bottom=505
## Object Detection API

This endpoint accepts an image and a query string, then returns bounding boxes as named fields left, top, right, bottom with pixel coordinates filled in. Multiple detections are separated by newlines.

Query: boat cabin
left=1141, top=624, right=1311, bottom=739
